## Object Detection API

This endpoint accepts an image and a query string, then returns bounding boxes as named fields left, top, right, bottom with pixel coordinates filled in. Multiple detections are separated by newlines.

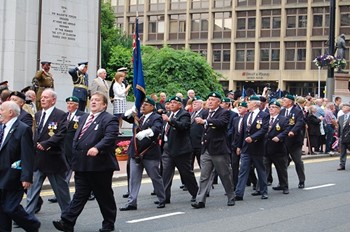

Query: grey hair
left=42, top=88, right=57, bottom=100
left=3, top=101, right=20, bottom=116
left=97, top=68, right=106, bottom=76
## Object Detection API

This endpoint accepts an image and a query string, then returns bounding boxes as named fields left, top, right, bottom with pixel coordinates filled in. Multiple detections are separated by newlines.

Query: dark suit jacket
left=0, top=120, right=34, bottom=190
left=202, top=107, right=231, bottom=156
left=18, top=109, right=33, bottom=128
left=227, top=110, right=239, bottom=148
left=124, top=112, right=162, bottom=160
left=64, top=110, right=86, bottom=165
left=239, top=109, right=269, bottom=155
left=280, top=105, right=305, bottom=147
left=232, top=116, right=243, bottom=149
left=190, top=108, right=208, bottom=150
left=163, top=108, right=192, bottom=157
left=69, top=67, right=88, bottom=101
left=72, top=111, right=120, bottom=172
left=265, top=114, right=290, bottom=156
left=34, top=108, right=68, bottom=174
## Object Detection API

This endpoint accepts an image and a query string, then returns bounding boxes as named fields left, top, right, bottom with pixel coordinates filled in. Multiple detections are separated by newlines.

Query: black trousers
left=62, top=171, right=116, bottom=229
left=264, top=153, right=289, bottom=189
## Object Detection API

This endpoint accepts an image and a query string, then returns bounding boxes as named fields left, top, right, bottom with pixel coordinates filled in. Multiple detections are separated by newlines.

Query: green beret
left=66, top=96, right=79, bottom=103
left=249, top=95, right=260, bottom=101
left=269, top=100, right=281, bottom=107
left=165, top=97, right=171, bottom=103
left=284, top=94, right=295, bottom=101
left=222, top=98, right=231, bottom=103
left=238, top=102, right=248, bottom=108
left=207, top=92, right=222, bottom=99
left=192, top=96, right=202, bottom=102
left=169, top=96, right=182, bottom=103
left=144, top=96, right=155, bottom=106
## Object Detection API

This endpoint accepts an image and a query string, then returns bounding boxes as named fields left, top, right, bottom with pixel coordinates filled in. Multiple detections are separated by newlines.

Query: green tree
left=108, top=45, right=224, bottom=99
left=101, top=1, right=132, bottom=76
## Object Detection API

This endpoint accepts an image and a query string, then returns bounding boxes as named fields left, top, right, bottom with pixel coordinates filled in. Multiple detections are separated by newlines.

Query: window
left=149, top=0, right=165, bottom=11
left=113, top=0, right=125, bottom=13
left=212, top=44, right=230, bottom=70
left=214, top=0, right=232, bottom=8
left=190, top=44, right=208, bottom=59
left=129, top=0, right=144, bottom=12
left=237, top=0, right=257, bottom=7
left=148, top=15, right=164, bottom=41
left=191, top=0, right=209, bottom=9
left=170, top=0, right=187, bottom=10
left=286, top=0, right=307, bottom=3
left=169, top=44, right=186, bottom=50
left=261, top=10, right=281, bottom=37
left=286, top=8, right=307, bottom=36
left=213, top=12, right=232, bottom=39
left=259, top=42, right=280, bottom=70
left=235, top=43, right=255, bottom=70
left=312, top=7, right=330, bottom=36
left=285, top=41, right=306, bottom=70
left=128, top=17, right=144, bottom=35
left=236, top=11, right=256, bottom=38
left=261, top=0, right=281, bottom=4
left=340, top=6, right=350, bottom=35
left=191, top=13, right=209, bottom=39
left=115, top=17, right=124, bottom=30
left=169, top=14, right=186, bottom=40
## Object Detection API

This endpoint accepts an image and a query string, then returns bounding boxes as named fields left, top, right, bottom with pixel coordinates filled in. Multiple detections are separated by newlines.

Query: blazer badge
left=48, top=122, right=58, bottom=137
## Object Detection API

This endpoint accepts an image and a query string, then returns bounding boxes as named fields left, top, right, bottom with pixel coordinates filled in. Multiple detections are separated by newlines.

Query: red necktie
left=79, top=114, right=94, bottom=139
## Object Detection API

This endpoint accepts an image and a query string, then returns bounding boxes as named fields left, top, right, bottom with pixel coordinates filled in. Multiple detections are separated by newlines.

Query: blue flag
left=242, top=86, right=246, bottom=98
left=133, top=18, right=145, bottom=117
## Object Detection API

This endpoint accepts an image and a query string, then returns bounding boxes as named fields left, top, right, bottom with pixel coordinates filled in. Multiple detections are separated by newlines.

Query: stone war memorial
left=0, top=0, right=99, bottom=109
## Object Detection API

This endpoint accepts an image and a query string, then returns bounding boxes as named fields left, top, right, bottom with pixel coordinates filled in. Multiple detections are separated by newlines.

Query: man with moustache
left=264, top=100, right=290, bottom=194
left=235, top=95, right=269, bottom=200
left=191, top=92, right=235, bottom=209
left=161, top=96, right=198, bottom=204
left=119, top=97, right=166, bottom=210
left=53, top=92, right=119, bottom=232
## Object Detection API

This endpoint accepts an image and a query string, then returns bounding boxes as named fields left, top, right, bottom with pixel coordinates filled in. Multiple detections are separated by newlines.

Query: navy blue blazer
left=0, top=120, right=34, bottom=190
left=190, top=108, right=208, bottom=150
left=18, top=109, right=33, bottom=128
left=265, top=114, right=290, bottom=155
left=72, top=111, right=120, bottom=172
left=69, top=67, right=89, bottom=101
left=201, top=107, right=231, bottom=156
left=124, top=112, right=163, bottom=160
left=239, top=110, right=269, bottom=155
left=280, top=105, right=305, bottom=146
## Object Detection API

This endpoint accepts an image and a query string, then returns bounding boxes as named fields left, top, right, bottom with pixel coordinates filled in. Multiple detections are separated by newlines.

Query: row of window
left=167, top=41, right=345, bottom=71
left=116, top=6, right=350, bottom=40
left=112, top=0, right=348, bottom=12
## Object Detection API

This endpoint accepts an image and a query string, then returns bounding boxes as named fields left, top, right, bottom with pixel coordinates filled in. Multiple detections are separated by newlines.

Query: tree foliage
left=108, top=45, right=224, bottom=100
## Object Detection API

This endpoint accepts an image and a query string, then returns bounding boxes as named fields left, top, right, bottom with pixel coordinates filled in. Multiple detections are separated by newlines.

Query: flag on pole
left=242, top=86, right=246, bottom=98
left=132, top=17, right=145, bottom=117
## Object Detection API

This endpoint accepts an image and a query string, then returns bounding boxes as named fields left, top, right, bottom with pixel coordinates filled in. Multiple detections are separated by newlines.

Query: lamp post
left=318, top=66, right=321, bottom=98
left=326, top=0, right=336, bottom=101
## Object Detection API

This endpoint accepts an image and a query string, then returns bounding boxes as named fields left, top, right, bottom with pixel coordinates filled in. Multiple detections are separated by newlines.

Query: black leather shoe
left=119, top=205, right=137, bottom=211
left=157, top=203, right=165, bottom=208
left=272, top=186, right=283, bottom=191
left=179, top=185, right=185, bottom=189
left=34, top=197, right=43, bottom=214
left=98, top=227, right=114, bottom=232
left=52, top=219, right=74, bottom=232
left=227, top=199, right=235, bottom=206
left=182, top=186, right=188, bottom=191
left=88, top=192, right=96, bottom=201
left=298, top=182, right=305, bottom=189
left=337, top=166, right=345, bottom=171
left=251, top=191, right=262, bottom=196
left=283, top=189, right=289, bottom=194
left=190, top=196, right=196, bottom=202
left=122, top=192, right=129, bottom=198
left=48, top=197, right=58, bottom=203
left=154, top=199, right=170, bottom=204
left=235, top=196, right=243, bottom=201
left=261, top=194, right=268, bottom=199
left=150, top=191, right=156, bottom=195
left=191, top=202, right=205, bottom=209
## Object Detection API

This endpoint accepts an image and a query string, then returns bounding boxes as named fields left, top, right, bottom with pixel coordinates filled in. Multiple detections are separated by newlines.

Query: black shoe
left=272, top=186, right=283, bottom=191
left=88, top=192, right=96, bottom=201
left=206, top=193, right=210, bottom=197
left=261, top=194, right=268, bottom=199
left=337, top=166, right=345, bottom=171
left=298, top=182, right=305, bottom=189
left=191, top=202, right=205, bottom=209
left=34, top=197, right=43, bottom=214
left=150, top=191, right=156, bottom=195
left=190, top=196, right=196, bottom=202
left=154, top=199, right=170, bottom=204
left=267, top=182, right=272, bottom=186
left=48, top=197, right=58, bottom=203
left=251, top=191, right=262, bottom=196
left=122, top=192, right=129, bottom=198
left=283, top=189, right=289, bottom=194
left=119, top=205, right=137, bottom=211
left=179, top=185, right=185, bottom=189
left=52, top=219, right=74, bottom=232
left=235, top=196, right=243, bottom=201
left=182, top=186, right=188, bottom=191
left=157, top=203, right=165, bottom=209
left=99, top=227, right=114, bottom=232
left=13, top=221, right=20, bottom=228
left=227, top=199, right=235, bottom=206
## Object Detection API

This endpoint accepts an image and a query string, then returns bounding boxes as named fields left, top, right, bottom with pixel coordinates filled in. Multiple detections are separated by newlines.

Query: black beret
left=10, top=91, right=26, bottom=101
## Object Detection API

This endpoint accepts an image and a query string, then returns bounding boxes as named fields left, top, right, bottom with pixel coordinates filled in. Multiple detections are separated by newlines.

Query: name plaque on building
left=242, top=72, right=270, bottom=80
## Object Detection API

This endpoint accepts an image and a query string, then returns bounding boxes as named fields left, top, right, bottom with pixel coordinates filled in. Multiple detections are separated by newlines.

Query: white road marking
left=126, top=212, right=185, bottom=223
left=304, top=183, right=335, bottom=190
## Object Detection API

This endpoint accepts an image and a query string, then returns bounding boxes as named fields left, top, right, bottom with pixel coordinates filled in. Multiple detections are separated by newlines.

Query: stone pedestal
left=334, top=72, right=350, bottom=97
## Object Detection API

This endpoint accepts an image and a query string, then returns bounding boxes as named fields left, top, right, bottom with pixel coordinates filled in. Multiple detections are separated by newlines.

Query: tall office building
left=110, top=0, right=350, bottom=97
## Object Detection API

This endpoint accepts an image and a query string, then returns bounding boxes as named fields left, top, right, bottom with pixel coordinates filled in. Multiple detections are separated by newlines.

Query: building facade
left=110, top=0, right=350, bottom=97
